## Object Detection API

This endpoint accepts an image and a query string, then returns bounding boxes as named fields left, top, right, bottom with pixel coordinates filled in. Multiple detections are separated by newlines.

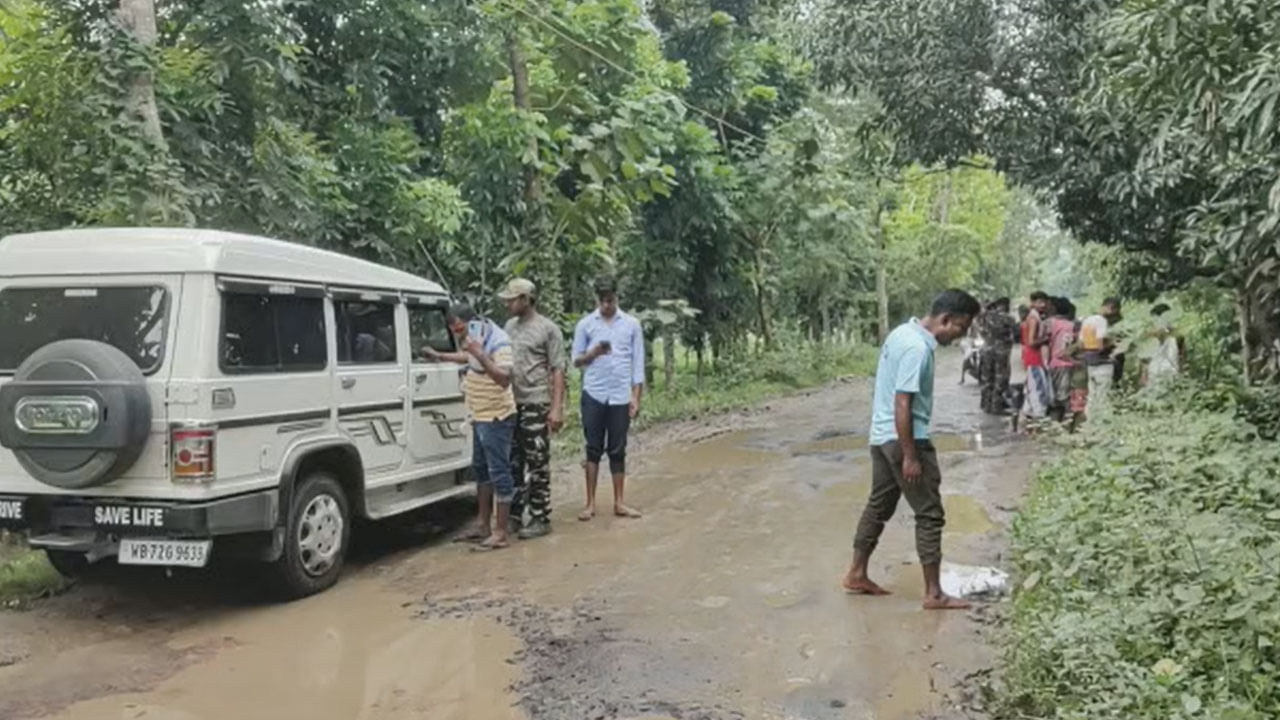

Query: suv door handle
left=340, top=377, right=356, bottom=390
left=414, top=372, right=428, bottom=384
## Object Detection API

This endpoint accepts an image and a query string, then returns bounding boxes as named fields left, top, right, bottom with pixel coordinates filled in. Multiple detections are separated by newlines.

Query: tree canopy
left=5, top=0, right=1268, bottom=381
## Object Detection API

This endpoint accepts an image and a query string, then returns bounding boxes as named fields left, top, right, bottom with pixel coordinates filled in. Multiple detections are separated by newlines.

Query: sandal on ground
left=453, top=528, right=489, bottom=543
left=471, top=537, right=510, bottom=552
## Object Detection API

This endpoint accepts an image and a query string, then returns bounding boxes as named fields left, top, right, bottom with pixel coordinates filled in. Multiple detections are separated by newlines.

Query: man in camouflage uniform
left=501, top=278, right=567, bottom=539
left=978, top=297, right=1018, bottom=414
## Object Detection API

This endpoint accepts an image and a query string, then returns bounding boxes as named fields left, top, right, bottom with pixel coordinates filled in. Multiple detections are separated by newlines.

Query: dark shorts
left=1049, top=367, right=1073, bottom=406
left=581, top=393, right=631, bottom=474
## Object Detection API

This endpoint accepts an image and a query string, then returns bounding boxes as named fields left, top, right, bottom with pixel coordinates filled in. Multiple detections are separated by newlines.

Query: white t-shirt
left=1080, top=314, right=1110, bottom=366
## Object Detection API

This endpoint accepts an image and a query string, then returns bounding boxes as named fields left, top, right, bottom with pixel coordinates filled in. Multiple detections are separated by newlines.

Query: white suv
left=0, top=228, right=472, bottom=598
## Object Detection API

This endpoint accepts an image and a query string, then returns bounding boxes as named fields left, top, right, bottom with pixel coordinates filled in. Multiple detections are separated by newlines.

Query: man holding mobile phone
left=572, top=274, right=645, bottom=522
left=424, top=304, right=517, bottom=551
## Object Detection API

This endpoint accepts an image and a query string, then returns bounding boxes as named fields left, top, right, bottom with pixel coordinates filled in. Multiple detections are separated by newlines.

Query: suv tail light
left=171, top=424, right=216, bottom=483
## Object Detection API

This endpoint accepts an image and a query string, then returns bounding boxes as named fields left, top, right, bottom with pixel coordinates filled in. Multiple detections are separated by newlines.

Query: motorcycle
left=960, top=335, right=984, bottom=385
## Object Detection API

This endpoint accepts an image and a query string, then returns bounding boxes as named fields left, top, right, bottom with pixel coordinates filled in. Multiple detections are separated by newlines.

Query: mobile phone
left=598, top=340, right=612, bottom=352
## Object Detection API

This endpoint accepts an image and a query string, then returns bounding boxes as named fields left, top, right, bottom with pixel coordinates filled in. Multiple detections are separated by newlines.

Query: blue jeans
left=472, top=415, right=516, bottom=503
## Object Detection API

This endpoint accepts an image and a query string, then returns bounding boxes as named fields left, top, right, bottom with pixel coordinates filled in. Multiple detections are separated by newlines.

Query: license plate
left=118, top=538, right=211, bottom=568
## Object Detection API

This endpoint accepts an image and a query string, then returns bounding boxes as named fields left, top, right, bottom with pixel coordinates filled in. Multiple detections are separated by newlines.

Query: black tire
left=45, top=549, right=89, bottom=578
left=267, top=472, right=350, bottom=600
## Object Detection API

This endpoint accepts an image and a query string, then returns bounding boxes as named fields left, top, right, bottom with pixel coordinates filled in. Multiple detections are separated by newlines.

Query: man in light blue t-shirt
left=842, top=289, right=981, bottom=610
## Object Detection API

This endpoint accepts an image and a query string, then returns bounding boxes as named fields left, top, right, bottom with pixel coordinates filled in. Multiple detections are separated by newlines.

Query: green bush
left=0, top=533, right=66, bottom=605
left=994, top=381, right=1280, bottom=720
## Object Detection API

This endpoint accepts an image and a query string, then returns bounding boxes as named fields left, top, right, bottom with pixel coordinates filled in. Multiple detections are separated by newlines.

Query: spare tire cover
left=0, top=339, right=152, bottom=489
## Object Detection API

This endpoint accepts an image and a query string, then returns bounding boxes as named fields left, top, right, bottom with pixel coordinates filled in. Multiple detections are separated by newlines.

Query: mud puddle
left=28, top=578, right=523, bottom=720
left=654, top=430, right=782, bottom=474
left=942, top=495, right=996, bottom=535
left=790, top=432, right=979, bottom=457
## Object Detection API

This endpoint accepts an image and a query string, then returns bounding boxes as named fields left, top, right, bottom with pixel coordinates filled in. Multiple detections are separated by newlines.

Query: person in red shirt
left=1020, top=291, right=1053, bottom=425
left=1046, top=297, right=1078, bottom=422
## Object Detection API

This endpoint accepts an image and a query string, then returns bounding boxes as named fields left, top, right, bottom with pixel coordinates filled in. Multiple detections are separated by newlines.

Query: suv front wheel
left=268, top=471, right=350, bottom=599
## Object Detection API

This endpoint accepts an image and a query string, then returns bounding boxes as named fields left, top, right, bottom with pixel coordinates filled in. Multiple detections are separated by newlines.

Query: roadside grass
left=989, top=380, right=1280, bottom=719
left=0, top=533, right=67, bottom=607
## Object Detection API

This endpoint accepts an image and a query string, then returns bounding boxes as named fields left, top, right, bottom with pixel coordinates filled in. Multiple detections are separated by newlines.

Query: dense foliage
left=995, top=381, right=1280, bottom=719
left=808, top=0, right=1280, bottom=381
left=0, top=0, right=1067, bottom=360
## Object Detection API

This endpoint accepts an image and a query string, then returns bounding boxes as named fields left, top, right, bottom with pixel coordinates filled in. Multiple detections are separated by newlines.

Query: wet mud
left=0, top=350, right=1037, bottom=720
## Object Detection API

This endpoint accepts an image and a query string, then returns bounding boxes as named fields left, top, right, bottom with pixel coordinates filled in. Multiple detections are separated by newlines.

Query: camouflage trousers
left=979, top=348, right=1011, bottom=414
left=510, top=403, right=552, bottom=524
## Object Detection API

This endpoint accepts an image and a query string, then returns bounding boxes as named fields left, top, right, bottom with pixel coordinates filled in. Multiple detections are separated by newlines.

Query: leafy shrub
left=993, top=383, right=1280, bottom=719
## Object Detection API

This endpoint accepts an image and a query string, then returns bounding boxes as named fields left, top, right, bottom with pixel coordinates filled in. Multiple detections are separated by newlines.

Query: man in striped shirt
left=572, top=275, right=645, bottom=522
left=425, top=303, right=517, bottom=551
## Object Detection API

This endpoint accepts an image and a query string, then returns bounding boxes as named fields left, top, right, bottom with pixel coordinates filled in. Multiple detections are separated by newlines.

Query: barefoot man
left=572, top=274, right=644, bottom=521
left=425, top=304, right=517, bottom=551
left=842, top=289, right=982, bottom=610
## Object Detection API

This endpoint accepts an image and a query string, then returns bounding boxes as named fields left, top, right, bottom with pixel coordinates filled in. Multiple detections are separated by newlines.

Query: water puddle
left=820, top=477, right=870, bottom=503
left=873, top=666, right=937, bottom=719
left=942, top=495, right=995, bottom=535
left=45, top=581, right=524, bottom=720
left=657, top=430, right=781, bottom=474
left=932, top=433, right=977, bottom=453
left=791, top=434, right=871, bottom=455
left=791, top=433, right=977, bottom=456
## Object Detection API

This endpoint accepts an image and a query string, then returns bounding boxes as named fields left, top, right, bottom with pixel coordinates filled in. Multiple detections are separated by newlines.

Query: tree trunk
left=934, top=169, right=953, bottom=224
left=117, top=0, right=165, bottom=150
left=873, top=192, right=889, bottom=344
left=752, top=244, right=774, bottom=350
left=695, top=345, right=704, bottom=388
left=507, top=32, right=562, bottom=315
left=663, top=330, right=676, bottom=392
left=1238, top=288, right=1252, bottom=386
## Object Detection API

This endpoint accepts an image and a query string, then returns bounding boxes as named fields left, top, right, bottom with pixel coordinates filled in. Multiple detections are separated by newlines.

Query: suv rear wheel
left=268, top=471, right=350, bottom=599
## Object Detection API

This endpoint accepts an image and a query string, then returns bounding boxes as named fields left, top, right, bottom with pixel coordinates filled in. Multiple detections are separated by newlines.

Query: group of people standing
left=424, top=274, right=644, bottom=551
left=975, top=292, right=1130, bottom=429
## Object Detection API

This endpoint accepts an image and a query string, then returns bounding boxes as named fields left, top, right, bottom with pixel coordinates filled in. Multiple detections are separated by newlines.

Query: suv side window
left=221, top=292, right=327, bottom=373
left=335, top=301, right=398, bottom=365
left=409, top=305, right=455, bottom=362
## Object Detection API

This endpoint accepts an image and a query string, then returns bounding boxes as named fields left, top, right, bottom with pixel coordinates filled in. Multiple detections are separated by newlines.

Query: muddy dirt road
left=0, top=350, right=1035, bottom=720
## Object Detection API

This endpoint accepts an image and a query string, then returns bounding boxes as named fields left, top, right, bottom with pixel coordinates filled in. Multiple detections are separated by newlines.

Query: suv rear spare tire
left=0, top=339, right=152, bottom=489
left=268, top=472, right=350, bottom=599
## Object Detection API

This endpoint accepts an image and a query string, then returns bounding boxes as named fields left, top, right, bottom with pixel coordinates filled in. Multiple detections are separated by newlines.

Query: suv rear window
left=0, top=286, right=169, bottom=374
left=220, top=292, right=327, bottom=374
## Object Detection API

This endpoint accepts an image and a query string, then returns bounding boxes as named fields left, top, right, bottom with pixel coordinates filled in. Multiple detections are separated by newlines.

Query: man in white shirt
left=1080, top=297, right=1122, bottom=414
